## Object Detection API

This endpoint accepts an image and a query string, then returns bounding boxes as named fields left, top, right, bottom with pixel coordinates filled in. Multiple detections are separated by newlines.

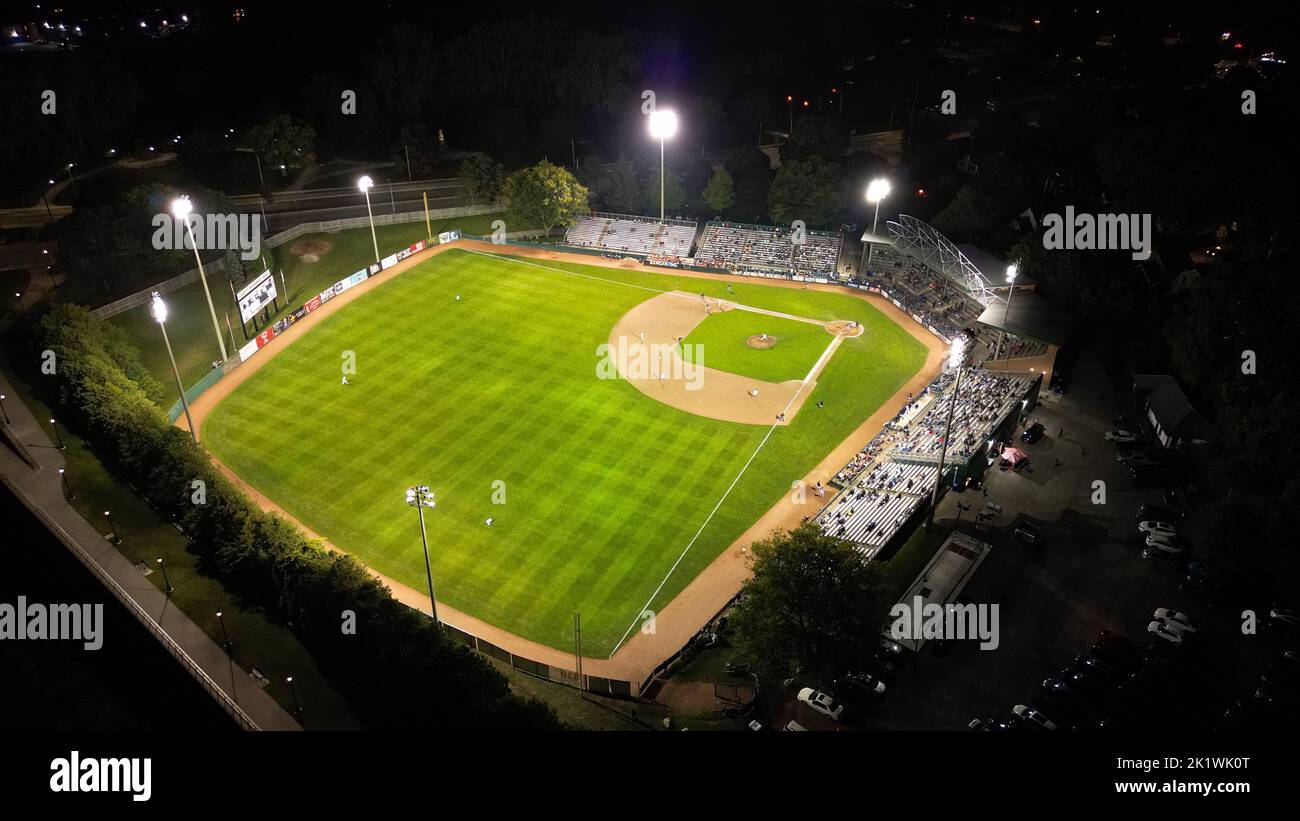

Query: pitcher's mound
left=746, top=334, right=777, bottom=349
left=827, top=320, right=864, bottom=337
left=289, top=239, right=332, bottom=263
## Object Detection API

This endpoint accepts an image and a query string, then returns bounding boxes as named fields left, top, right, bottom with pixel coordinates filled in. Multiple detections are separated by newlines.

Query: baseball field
left=200, top=247, right=926, bottom=655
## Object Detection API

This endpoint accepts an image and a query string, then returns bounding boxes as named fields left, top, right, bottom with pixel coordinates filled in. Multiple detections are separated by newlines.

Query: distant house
left=1132, top=374, right=1213, bottom=449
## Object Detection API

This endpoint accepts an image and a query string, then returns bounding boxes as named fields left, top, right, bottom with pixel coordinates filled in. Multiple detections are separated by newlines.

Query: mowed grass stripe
left=682, top=309, right=830, bottom=383
left=203, top=249, right=925, bottom=653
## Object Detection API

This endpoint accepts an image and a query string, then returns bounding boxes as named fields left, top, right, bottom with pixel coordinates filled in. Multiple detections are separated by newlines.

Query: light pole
left=0, top=392, right=9, bottom=425
left=171, top=197, right=228, bottom=363
left=103, top=510, right=121, bottom=544
left=786, top=95, right=793, bottom=133
left=65, top=162, right=80, bottom=201
left=286, top=676, right=304, bottom=723
left=151, top=293, right=197, bottom=441
left=59, top=468, right=75, bottom=500
left=14, top=291, right=23, bottom=311
left=928, top=336, right=969, bottom=526
left=1001, top=263, right=1019, bottom=361
left=648, top=109, right=678, bottom=223
left=358, top=176, right=380, bottom=263
left=406, top=485, right=440, bottom=626
left=50, top=417, right=65, bottom=450
left=862, top=178, right=892, bottom=274
left=216, top=610, right=233, bottom=653
left=156, top=557, right=174, bottom=594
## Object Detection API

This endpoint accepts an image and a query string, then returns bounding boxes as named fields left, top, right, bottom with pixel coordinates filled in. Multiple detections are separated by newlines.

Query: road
left=231, top=177, right=467, bottom=231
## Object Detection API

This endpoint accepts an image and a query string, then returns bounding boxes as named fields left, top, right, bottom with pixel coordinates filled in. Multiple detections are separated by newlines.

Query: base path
left=184, top=239, right=945, bottom=692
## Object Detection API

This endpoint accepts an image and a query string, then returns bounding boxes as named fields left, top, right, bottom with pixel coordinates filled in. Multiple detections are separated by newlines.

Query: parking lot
left=843, top=352, right=1288, bottom=731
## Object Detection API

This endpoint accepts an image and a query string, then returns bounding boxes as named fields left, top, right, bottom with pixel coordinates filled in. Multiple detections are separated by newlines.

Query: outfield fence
left=439, top=621, right=635, bottom=697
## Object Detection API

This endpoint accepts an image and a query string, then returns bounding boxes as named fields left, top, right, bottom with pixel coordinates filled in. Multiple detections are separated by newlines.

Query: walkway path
left=0, top=369, right=300, bottom=731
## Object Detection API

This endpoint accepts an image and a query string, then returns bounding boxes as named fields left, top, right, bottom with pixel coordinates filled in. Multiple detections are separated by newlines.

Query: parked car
left=969, top=714, right=1018, bottom=731
left=1137, top=504, right=1183, bottom=522
left=1138, top=521, right=1179, bottom=536
left=835, top=672, right=886, bottom=699
left=1153, top=609, right=1197, bottom=632
left=1021, top=422, right=1045, bottom=444
left=1144, top=534, right=1183, bottom=552
left=1106, top=429, right=1139, bottom=443
left=797, top=688, right=844, bottom=721
left=1012, top=704, right=1057, bottom=730
left=1143, top=544, right=1185, bottom=561
left=1014, top=520, right=1042, bottom=545
left=1148, top=620, right=1185, bottom=645
left=783, top=720, right=808, bottom=731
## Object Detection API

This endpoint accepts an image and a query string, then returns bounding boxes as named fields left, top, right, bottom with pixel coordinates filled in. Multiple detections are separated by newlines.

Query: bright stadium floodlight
left=358, top=176, right=380, bottom=263
left=862, top=178, right=893, bottom=273
left=929, top=335, right=970, bottom=525
left=405, top=485, right=440, bottom=628
left=170, top=195, right=227, bottom=363
left=151, top=292, right=196, bottom=442
left=648, top=109, right=678, bottom=223
left=1001, top=263, right=1020, bottom=361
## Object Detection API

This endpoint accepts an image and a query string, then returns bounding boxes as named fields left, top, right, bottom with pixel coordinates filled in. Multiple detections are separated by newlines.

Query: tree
left=782, top=112, right=849, bottom=163
left=731, top=524, right=893, bottom=682
left=392, top=122, right=440, bottom=180
left=767, top=156, right=843, bottom=228
left=501, top=160, right=589, bottom=236
left=243, top=113, right=317, bottom=173
left=597, top=159, right=642, bottom=214
left=458, top=153, right=505, bottom=205
left=641, top=169, right=687, bottom=215
left=929, top=185, right=1000, bottom=242
left=725, top=148, right=774, bottom=221
left=701, top=168, right=736, bottom=214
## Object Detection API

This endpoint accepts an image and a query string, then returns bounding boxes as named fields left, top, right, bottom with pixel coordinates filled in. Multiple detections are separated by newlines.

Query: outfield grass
left=108, top=214, right=511, bottom=391
left=202, top=248, right=927, bottom=655
left=682, top=309, right=829, bottom=383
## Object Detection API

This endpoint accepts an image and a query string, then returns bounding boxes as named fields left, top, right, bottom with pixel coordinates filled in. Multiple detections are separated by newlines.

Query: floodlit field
left=201, top=248, right=926, bottom=654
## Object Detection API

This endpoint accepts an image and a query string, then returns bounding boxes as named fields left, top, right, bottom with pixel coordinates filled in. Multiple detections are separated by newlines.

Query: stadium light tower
left=928, top=335, right=968, bottom=526
left=358, top=176, right=380, bottom=263
left=861, top=178, right=892, bottom=274
left=170, top=196, right=228, bottom=363
left=648, top=109, right=678, bottom=223
left=1001, top=263, right=1019, bottom=360
left=151, top=292, right=197, bottom=441
left=405, top=485, right=440, bottom=627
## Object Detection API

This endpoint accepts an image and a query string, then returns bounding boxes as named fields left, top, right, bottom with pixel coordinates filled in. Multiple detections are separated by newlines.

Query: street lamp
left=1001, top=263, right=1019, bottom=361
left=786, top=95, right=793, bottom=133
left=103, top=510, right=121, bottom=544
left=50, top=417, right=65, bottom=450
left=405, top=485, right=440, bottom=626
left=59, top=468, right=75, bottom=500
left=286, top=676, right=304, bottom=722
left=862, top=178, right=892, bottom=274
left=151, top=293, right=197, bottom=441
left=358, top=176, right=380, bottom=263
left=216, top=610, right=233, bottom=653
left=928, top=336, right=969, bottom=526
left=0, top=392, right=9, bottom=425
left=648, top=109, right=678, bottom=223
left=170, top=196, right=228, bottom=363
left=156, top=557, right=174, bottom=595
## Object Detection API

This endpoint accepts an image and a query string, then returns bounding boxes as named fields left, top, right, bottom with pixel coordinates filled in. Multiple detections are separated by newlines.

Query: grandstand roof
left=885, top=214, right=1004, bottom=306
left=976, top=290, right=1075, bottom=347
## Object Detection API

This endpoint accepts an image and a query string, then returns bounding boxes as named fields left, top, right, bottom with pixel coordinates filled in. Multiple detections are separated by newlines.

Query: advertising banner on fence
left=304, top=295, right=321, bottom=314
left=236, top=269, right=277, bottom=323
left=380, top=252, right=399, bottom=270
left=238, top=338, right=260, bottom=362
left=438, top=231, right=459, bottom=244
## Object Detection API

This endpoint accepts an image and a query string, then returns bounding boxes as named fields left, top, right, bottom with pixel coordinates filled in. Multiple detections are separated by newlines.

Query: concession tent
left=1000, top=446, right=1028, bottom=466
